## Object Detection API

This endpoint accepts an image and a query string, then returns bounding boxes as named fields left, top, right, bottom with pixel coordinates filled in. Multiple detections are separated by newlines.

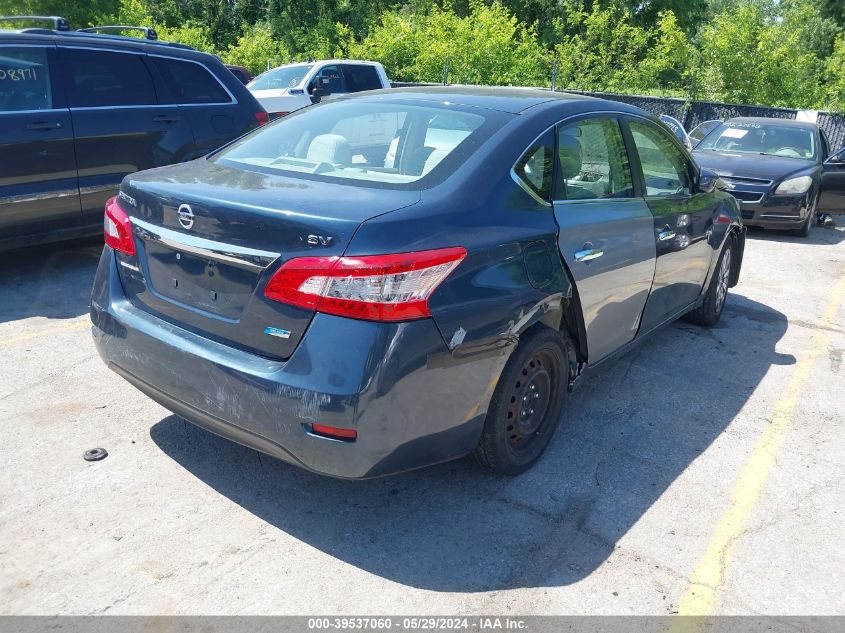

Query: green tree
left=823, top=35, right=845, bottom=111
left=354, top=1, right=549, bottom=86
left=696, top=0, right=833, bottom=108
left=0, top=0, right=119, bottom=27
left=551, top=5, right=693, bottom=95
left=222, top=22, right=290, bottom=74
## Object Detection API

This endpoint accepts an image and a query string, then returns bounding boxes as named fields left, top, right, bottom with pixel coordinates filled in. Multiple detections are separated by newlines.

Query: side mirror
left=309, top=77, right=332, bottom=102
left=697, top=168, right=719, bottom=194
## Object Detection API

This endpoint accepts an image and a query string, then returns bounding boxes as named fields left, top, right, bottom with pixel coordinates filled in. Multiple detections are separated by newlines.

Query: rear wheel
left=474, top=327, right=571, bottom=475
left=684, top=238, right=733, bottom=327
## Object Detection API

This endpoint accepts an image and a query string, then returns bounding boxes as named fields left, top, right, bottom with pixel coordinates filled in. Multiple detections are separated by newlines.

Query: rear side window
left=151, top=57, right=231, bottom=104
left=63, top=49, right=156, bottom=107
left=555, top=118, right=633, bottom=200
left=629, top=120, right=693, bottom=196
left=514, top=131, right=554, bottom=202
left=341, top=65, right=382, bottom=92
left=0, top=46, right=52, bottom=111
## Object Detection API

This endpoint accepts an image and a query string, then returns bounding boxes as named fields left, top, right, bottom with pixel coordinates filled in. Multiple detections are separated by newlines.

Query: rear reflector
left=103, top=196, right=135, bottom=256
left=264, top=247, right=467, bottom=322
left=255, top=111, right=269, bottom=125
left=311, top=424, right=357, bottom=441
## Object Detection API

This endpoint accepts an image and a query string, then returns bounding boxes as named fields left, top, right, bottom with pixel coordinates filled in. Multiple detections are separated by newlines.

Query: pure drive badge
left=263, top=326, right=291, bottom=339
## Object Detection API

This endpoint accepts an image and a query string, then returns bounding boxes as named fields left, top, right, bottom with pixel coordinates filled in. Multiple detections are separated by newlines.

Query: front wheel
left=684, top=238, right=733, bottom=327
left=474, top=327, right=571, bottom=475
left=791, top=192, right=818, bottom=237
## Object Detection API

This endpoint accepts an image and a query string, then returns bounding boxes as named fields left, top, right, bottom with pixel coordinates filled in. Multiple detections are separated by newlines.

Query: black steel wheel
left=474, top=326, right=571, bottom=475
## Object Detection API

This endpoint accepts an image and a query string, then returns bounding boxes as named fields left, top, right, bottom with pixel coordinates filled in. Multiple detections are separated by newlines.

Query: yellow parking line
left=0, top=317, right=89, bottom=348
left=670, top=273, right=845, bottom=628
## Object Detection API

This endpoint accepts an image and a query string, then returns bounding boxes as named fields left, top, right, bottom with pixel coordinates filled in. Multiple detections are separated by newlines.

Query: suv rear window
left=341, top=64, right=382, bottom=92
left=0, top=46, right=52, bottom=111
left=151, top=57, right=230, bottom=104
left=62, top=49, right=156, bottom=107
left=214, top=100, right=499, bottom=188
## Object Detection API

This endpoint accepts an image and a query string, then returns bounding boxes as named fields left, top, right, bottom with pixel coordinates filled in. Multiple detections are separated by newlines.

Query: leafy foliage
left=353, top=2, right=549, bottom=85
left=552, top=7, right=694, bottom=95
left=1, top=0, right=843, bottom=110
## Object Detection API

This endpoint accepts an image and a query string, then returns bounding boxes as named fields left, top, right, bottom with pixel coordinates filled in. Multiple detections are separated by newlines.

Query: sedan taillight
left=264, top=247, right=467, bottom=322
left=103, top=196, right=135, bottom=256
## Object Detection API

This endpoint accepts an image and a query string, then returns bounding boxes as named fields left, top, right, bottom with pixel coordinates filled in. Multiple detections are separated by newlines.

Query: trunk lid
left=117, top=158, right=420, bottom=359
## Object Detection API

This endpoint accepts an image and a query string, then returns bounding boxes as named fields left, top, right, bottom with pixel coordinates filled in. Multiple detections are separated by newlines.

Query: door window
left=341, top=64, right=382, bottom=92
left=311, top=65, right=346, bottom=94
left=555, top=118, right=633, bottom=200
left=0, top=47, right=52, bottom=111
left=514, top=132, right=554, bottom=202
left=150, top=57, right=230, bottom=104
left=629, top=120, right=693, bottom=196
left=63, top=49, right=156, bottom=107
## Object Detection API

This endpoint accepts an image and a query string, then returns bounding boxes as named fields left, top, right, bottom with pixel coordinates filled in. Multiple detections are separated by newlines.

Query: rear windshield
left=248, top=65, right=312, bottom=90
left=213, top=100, right=497, bottom=188
left=697, top=122, right=817, bottom=160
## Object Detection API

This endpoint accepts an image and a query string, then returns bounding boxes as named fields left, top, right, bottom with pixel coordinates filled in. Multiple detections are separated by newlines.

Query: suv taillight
left=255, top=111, right=269, bottom=125
left=264, top=247, right=467, bottom=322
left=104, top=196, right=135, bottom=256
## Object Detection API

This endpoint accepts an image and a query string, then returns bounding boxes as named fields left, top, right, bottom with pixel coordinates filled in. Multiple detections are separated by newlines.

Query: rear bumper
left=736, top=192, right=812, bottom=229
left=90, top=247, right=506, bottom=479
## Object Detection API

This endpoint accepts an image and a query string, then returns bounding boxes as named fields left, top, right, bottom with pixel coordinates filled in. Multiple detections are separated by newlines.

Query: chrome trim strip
left=0, top=108, right=66, bottom=115
left=132, top=217, right=279, bottom=272
left=119, top=261, right=140, bottom=272
left=0, top=189, right=78, bottom=204
left=719, top=176, right=774, bottom=186
left=728, top=191, right=765, bottom=204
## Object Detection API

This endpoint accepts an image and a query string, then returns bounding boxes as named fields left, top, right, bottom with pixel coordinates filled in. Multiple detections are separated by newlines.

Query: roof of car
left=726, top=116, right=818, bottom=129
left=264, top=59, right=383, bottom=71
left=0, top=29, right=205, bottom=58
left=355, top=85, right=598, bottom=114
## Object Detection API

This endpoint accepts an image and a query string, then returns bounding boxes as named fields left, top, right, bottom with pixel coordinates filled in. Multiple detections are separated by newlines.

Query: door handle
left=27, top=121, right=61, bottom=131
left=153, top=115, right=181, bottom=123
left=574, top=246, right=604, bottom=262
left=658, top=226, right=676, bottom=241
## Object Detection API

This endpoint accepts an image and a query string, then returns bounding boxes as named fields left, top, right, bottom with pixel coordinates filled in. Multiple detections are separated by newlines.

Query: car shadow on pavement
left=150, top=293, right=791, bottom=592
left=0, top=238, right=102, bottom=324
left=746, top=222, right=845, bottom=245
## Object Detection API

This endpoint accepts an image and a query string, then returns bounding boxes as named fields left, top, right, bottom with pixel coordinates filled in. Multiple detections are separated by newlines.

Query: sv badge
left=306, top=234, right=333, bottom=246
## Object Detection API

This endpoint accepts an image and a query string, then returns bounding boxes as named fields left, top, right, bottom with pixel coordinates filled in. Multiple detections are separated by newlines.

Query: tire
left=684, top=238, right=734, bottom=327
left=474, top=326, right=571, bottom=475
left=791, top=192, right=817, bottom=237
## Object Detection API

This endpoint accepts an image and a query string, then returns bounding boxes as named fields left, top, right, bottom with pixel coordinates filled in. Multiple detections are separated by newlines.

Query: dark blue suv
left=0, top=21, right=266, bottom=251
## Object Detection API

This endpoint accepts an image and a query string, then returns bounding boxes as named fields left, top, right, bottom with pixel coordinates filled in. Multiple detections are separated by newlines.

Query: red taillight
left=103, top=196, right=135, bottom=256
left=311, top=424, right=357, bottom=441
left=255, top=111, right=269, bottom=125
left=264, top=247, right=467, bottom=322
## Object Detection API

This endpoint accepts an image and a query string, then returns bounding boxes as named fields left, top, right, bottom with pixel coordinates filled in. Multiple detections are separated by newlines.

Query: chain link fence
left=563, top=90, right=845, bottom=146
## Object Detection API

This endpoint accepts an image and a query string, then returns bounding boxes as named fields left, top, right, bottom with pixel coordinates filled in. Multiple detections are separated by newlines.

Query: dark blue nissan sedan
left=91, top=87, right=745, bottom=478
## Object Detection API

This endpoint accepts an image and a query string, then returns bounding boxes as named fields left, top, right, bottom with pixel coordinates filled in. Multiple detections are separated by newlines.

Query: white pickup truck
left=247, top=60, right=391, bottom=118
